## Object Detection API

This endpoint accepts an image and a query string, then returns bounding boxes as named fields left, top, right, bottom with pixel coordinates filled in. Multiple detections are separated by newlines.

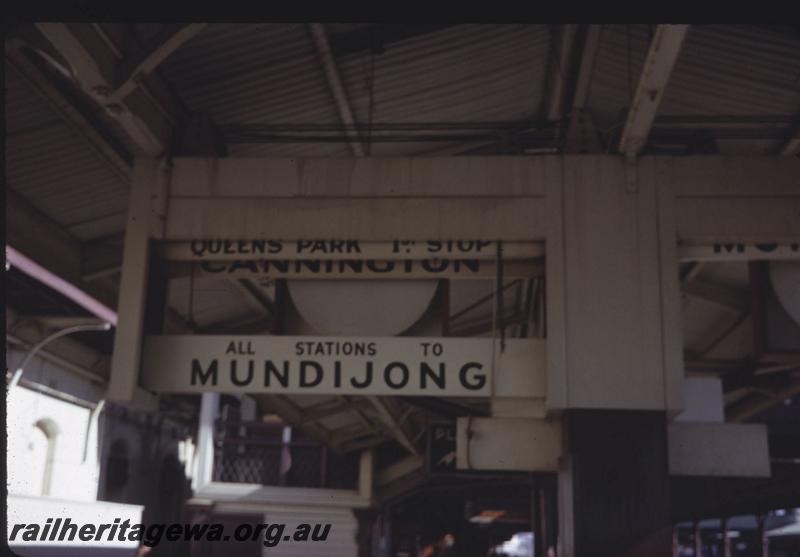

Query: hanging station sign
left=679, top=242, right=800, bottom=262
left=159, top=240, right=544, bottom=279
left=159, top=239, right=543, bottom=260
left=138, top=239, right=546, bottom=398
left=140, top=335, right=543, bottom=398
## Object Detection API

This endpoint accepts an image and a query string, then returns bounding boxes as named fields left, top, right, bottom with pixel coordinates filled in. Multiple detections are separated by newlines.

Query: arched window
left=104, top=439, right=129, bottom=503
left=32, top=418, right=59, bottom=496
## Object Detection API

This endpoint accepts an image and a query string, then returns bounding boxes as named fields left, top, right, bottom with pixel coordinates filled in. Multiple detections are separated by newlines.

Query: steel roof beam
left=112, top=23, right=206, bottom=101
left=726, top=379, right=800, bottom=422
left=337, top=432, right=392, bottom=454
left=6, top=190, right=83, bottom=285
left=6, top=43, right=133, bottom=182
left=618, top=24, right=689, bottom=158
left=297, top=398, right=370, bottom=426
left=34, top=23, right=180, bottom=155
left=6, top=195, right=121, bottom=325
left=366, top=396, right=420, bottom=456
left=301, top=29, right=426, bottom=455
left=562, top=25, right=603, bottom=153
left=569, top=25, right=602, bottom=113
left=229, top=278, right=276, bottom=320
left=308, top=23, right=366, bottom=157
left=778, top=114, right=800, bottom=155
left=543, top=24, right=579, bottom=122
left=81, top=234, right=125, bottom=281
left=259, top=394, right=334, bottom=449
left=682, top=279, right=748, bottom=314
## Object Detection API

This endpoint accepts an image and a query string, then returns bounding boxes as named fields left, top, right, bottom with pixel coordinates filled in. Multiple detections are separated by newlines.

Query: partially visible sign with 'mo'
left=679, top=242, right=799, bottom=262
left=141, top=336, right=543, bottom=398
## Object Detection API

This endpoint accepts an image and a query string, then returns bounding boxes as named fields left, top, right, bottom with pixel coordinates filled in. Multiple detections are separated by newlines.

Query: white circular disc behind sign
left=769, top=261, right=800, bottom=326
left=288, top=280, right=439, bottom=336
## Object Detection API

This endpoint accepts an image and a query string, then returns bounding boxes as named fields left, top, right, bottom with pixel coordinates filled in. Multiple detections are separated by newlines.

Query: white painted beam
left=619, top=25, right=689, bottom=157
left=112, top=24, right=207, bottom=101
left=35, top=23, right=175, bottom=155
left=366, top=396, right=420, bottom=456
left=358, top=450, right=374, bottom=500
left=376, top=455, right=424, bottom=488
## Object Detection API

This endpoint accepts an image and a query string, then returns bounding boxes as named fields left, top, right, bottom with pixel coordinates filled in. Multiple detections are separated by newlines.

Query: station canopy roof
left=5, top=23, right=800, bottom=453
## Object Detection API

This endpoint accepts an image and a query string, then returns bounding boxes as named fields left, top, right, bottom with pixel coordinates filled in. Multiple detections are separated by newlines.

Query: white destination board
left=140, top=336, right=543, bottom=397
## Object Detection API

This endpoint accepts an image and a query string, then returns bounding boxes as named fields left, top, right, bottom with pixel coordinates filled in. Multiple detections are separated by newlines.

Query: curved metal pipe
left=8, top=322, right=112, bottom=389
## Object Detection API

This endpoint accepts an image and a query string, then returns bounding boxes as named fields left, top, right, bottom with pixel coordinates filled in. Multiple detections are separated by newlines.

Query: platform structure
left=104, top=155, right=800, bottom=556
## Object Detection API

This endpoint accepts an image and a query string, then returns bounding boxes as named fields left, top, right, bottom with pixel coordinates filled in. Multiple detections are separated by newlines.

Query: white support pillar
left=108, top=158, right=160, bottom=404
left=194, top=392, right=219, bottom=491
left=359, top=449, right=374, bottom=501
left=557, top=455, right=575, bottom=557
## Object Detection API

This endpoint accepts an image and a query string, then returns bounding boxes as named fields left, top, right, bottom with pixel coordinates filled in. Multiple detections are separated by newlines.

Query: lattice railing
left=212, top=420, right=331, bottom=487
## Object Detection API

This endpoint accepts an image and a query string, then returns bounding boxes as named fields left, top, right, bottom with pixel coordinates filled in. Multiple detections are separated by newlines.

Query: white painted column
left=194, top=392, right=219, bottom=491
left=557, top=455, right=575, bottom=557
left=359, top=449, right=374, bottom=500
left=109, top=158, right=161, bottom=404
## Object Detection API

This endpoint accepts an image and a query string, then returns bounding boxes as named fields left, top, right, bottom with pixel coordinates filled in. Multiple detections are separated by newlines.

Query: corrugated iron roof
left=6, top=66, right=129, bottom=241
left=587, top=24, right=800, bottom=154
left=339, top=24, right=551, bottom=156
left=339, top=24, right=549, bottom=124
left=167, top=276, right=261, bottom=329
left=159, top=24, right=552, bottom=157
left=6, top=65, right=63, bottom=136
left=7, top=23, right=796, bottom=448
left=162, top=24, right=341, bottom=126
left=662, top=25, right=800, bottom=116
left=160, top=23, right=350, bottom=157
left=584, top=24, right=653, bottom=138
